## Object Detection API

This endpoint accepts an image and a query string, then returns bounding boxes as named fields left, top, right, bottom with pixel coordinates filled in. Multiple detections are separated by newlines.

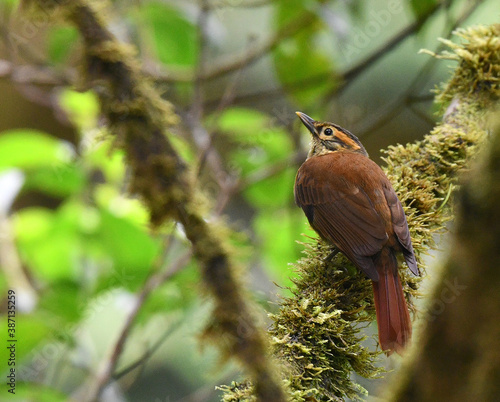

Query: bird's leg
left=324, top=248, right=340, bottom=263
left=323, top=248, right=350, bottom=276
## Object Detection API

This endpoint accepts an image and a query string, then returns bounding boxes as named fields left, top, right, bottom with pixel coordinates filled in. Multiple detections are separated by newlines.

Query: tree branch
left=153, top=9, right=316, bottom=83
left=83, top=251, right=192, bottom=400
left=354, top=0, right=483, bottom=139
left=204, top=0, right=449, bottom=107
left=24, top=1, right=287, bottom=401
left=390, top=119, right=500, bottom=402
left=387, top=23, right=500, bottom=402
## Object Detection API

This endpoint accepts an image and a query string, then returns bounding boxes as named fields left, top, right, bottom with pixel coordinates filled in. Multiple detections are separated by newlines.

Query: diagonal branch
left=86, top=251, right=192, bottom=400
left=354, top=0, right=483, bottom=139
left=153, top=10, right=317, bottom=83
left=203, top=0, right=446, bottom=107
left=23, top=1, right=287, bottom=401
left=221, top=22, right=499, bottom=402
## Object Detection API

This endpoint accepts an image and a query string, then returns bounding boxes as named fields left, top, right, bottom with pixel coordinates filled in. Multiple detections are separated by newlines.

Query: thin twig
left=325, top=0, right=444, bottom=99
left=112, top=317, right=183, bottom=381
left=0, top=61, right=72, bottom=85
left=209, top=0, right=276, bottom=8
left=203, top=12, right=315, bottom=81
left=203, top=0, right=445, bottom=108
left=190, top=0, right=229, bottom=185
left=86, top=251, right=193, bottom=401
left=191, top=0, right=210, bottom=122
left=239, top=150, right=306, bottom=189
left=355, top=0, right=482, bottom=139
left=214, top=150, right=306, bottom=214
left=153, top=10, right=316, bottom=83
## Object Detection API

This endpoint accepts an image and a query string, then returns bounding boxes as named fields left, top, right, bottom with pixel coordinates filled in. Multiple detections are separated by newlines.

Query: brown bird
left=294, top=112, right=419, bottom=355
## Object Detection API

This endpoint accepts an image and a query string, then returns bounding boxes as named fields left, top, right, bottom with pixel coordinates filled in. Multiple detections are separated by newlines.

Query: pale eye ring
left=324, top=128, right=333, bottom=136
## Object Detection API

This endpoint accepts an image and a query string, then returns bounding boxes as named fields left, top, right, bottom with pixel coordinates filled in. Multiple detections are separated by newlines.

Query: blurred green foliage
left=274, top=0, right=337, bottom=106
left=134, top=1, right=199, bottom=69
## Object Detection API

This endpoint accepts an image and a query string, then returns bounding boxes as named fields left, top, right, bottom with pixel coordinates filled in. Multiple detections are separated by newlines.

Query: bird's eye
left=324, top=128, right=333, bottom=136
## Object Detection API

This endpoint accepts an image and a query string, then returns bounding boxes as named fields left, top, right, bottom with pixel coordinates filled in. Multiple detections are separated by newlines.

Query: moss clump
left=270, top=241, right=383, bottom=401
left=420, top=24, right=500, bottom=106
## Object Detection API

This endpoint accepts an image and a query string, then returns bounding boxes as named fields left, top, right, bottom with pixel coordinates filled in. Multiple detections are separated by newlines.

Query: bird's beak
left=296, top=112, right=317, bottom=136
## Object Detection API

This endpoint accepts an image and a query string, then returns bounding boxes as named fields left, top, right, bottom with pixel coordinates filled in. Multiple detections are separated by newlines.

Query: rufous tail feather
left=371, top=249, right=412, bottom=355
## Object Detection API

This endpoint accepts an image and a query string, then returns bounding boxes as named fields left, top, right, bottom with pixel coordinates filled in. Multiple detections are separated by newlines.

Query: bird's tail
left=371, top=249, right=412, bottom=355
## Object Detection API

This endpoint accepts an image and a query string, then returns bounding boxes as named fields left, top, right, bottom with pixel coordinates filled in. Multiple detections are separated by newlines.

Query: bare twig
left=324, top=1, right=444, bottom=100
left=112, top=318, right=181, bottom=381
left=84, top=251, right=192, bottom=400
left=189, top=0, right=230, bottom=188
left=188, top=0, right=248, bottom=205
left=153, top=10, right=316, bottom=83
left=355, top=0, right=482, bottom=139
left=205, top=0, right=446, bottom=108
left=0, top=60, right=72, bottom=85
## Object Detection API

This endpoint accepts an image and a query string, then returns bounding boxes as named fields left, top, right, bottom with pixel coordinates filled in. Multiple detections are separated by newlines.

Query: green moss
left=421, top=24, right=500, bottom=106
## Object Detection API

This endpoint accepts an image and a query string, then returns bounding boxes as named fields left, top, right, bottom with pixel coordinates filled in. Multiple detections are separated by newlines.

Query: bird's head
left=296, top=112, right=368, bottom=158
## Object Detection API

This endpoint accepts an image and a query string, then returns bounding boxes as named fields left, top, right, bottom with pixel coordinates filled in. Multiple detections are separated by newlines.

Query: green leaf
left=38, top=281, right=82, bottom=324
left=217, top=109, right=296, bottom=207
left=273, top=31, right=335, bottom=106
left=275, top=0, right=313, bottom=26
left=0, top=130, right=74, bottom=170
left=243, top=167, right=296, bottom=208
left=170, top=134, right=196, bottom=164
left=47, top=25, right=79, bottom=64
left=58, top=89, right=99, bottom=130
left=135, top=2, right=198, bottom=69
left=23, top=163, right=86, bottom=197
left=6, top=313, right=52, bottom=365
left=85, top=142, right=125, bottom=185
left=93, top=209, right=160, bottom=291
left=5, top=383, right=67, bottom=402
left=225, top=120, right=293, bottom=178
left=14, top=205, right=82, bottom=282
left=216, top=107, right=271, bottom=140
left=137, top=260, right=199, bottom=323
left=94, top=185, right=150, bottom=226
left=254, top=208, right=304, bottom=287
left=273, top=0, right=337, bottom=106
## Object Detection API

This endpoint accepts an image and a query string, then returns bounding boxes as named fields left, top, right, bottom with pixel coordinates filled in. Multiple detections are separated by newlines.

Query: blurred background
left=0, top=0, right=499, bottom=400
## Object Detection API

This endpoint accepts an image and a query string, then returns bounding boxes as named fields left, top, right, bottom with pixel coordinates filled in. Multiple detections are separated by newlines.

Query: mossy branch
left=222, top=24, right=499, bottom=401
left=387, top=118, right=500, bottom=402
left=385, top=28, right=500, bottom=402
left=23, top=1, right=286, bottom=401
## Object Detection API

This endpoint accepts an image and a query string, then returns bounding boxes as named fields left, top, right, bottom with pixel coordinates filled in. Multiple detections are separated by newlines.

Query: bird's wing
left=294, top=156, right=389, bottom=280
left=382, top=183, right=419, bottom=276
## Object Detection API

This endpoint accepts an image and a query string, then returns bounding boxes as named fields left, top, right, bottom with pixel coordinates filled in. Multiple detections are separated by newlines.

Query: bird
left=294, top=111, right=419, bottom=355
